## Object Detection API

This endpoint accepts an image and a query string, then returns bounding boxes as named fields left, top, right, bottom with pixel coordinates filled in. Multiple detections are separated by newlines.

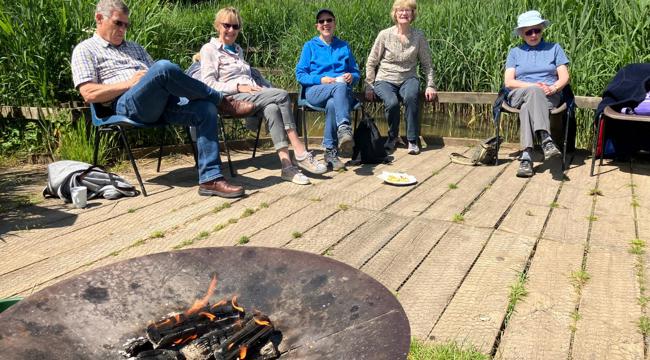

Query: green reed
left=1, top=0, right=648, bottom=149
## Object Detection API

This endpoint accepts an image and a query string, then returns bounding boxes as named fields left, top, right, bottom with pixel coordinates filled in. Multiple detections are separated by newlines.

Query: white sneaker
left=295, top=151, right=327, bottom=174
left=407, top=142, right=420, bottom=155
left=281, top=166, right=311, bottom=185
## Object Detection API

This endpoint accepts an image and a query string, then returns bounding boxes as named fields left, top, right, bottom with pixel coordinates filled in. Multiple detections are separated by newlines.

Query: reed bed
left=1, top=0, right=648, bottom=149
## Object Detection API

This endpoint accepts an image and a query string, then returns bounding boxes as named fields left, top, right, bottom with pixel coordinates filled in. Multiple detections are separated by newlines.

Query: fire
left=211, top=299, right=227, bottom=310
left=173, top=334, right=197, bottom=346
left=231, top=296, right=245, bottom=313
left=239, top=345, right=248, bottom=359
left=185, top=274, right=218, bottom=316
left=254, top=317, right=271, bottom=326
left=200, top=312, right=216, bottom=321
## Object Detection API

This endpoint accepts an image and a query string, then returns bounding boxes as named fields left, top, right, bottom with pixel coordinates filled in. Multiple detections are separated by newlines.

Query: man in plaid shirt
left=72, top=0, right=254, bottom=198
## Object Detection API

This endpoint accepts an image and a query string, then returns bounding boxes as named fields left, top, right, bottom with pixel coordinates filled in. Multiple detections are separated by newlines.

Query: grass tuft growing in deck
left=408, top=339, right=488, bottom=360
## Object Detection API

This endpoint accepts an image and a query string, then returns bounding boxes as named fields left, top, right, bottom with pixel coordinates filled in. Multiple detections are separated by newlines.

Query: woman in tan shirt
left=365, top=0, right=437, bottom=155
left=198, top=7, right=327, bottom=185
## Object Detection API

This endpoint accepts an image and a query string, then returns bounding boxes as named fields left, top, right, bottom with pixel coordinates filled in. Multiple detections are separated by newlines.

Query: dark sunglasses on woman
left=524, top=28, right=542, bottom=36
left=317, top=18, right=335, bottom=25
left=222, top=23, right=241, bottom=30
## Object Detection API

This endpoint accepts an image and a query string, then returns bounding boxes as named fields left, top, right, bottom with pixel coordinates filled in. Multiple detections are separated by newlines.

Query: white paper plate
left=377, top=171, right=417, bottom=186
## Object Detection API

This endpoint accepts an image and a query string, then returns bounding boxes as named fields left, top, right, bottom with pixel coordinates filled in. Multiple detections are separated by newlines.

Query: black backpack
left=352, top=110, right=390, bottom=164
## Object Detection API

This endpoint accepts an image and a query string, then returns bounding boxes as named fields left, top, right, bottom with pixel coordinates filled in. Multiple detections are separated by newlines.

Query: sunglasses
left=317, top=18, right=335, bottom=25
left=112, top=19, right=130, bottom=29
left=222, top=23, right=241, bottom=30
left=524, top=28, right=542, bottom=36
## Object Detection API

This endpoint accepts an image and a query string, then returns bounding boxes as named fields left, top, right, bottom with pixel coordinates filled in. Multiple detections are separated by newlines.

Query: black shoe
left=516, top=160, right=533, bottom=178
left=542, top=141, right=561, bottom=161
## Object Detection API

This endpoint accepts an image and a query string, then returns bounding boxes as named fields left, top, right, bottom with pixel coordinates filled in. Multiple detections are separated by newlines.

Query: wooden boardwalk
left=1, top=143, right=649, bottom=359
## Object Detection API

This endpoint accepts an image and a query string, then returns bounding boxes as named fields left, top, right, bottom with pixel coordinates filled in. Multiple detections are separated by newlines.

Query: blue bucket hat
left=513, top=10, right=550, bottom=36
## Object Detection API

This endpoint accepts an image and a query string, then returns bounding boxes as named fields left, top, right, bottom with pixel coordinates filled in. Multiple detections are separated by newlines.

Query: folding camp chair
left=90, top=103, right=197, bottom=197
left=590, top=106, right=650, bottom=176
left=297, top=85, right=362, bottom=150
left=495, top=100, right=570, bottom=171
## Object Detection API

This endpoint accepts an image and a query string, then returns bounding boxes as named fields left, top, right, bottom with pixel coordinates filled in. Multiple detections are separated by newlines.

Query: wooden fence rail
left=0, top=92, right=602, bottom=122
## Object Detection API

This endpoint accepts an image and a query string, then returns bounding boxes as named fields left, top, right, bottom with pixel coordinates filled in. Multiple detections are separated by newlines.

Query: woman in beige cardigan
left=364, top=0, right=437, bottom=155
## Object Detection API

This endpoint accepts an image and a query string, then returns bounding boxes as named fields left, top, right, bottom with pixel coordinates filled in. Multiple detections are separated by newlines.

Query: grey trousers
left=507, top=86, right=561, bottom=149
left=230, top=88, right=296, bottom=150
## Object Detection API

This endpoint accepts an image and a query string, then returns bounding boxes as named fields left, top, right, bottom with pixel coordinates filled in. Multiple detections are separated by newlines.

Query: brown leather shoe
left=198, top=178, right=244, bottom=198
left=218, top=97, right=255, bottom=117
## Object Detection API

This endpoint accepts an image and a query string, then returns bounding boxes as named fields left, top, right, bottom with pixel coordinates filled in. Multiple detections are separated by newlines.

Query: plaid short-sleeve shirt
left=71, top=33, right=153, bottom=88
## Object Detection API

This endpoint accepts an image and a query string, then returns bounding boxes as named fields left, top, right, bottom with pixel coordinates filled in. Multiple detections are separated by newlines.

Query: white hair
left=95, top=0, right=129, bottom=18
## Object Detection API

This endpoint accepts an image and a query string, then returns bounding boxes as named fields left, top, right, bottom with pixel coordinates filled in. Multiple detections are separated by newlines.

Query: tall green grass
left=1, top=0, right=648, bottom=148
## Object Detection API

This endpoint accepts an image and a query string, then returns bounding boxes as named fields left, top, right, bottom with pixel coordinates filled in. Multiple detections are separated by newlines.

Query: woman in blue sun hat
left=504, top=10, right=570, bottom=178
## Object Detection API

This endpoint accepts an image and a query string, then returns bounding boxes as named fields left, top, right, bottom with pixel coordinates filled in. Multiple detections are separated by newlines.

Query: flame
left=239, top=345, right=248, bottom=359
left=185, top=274, right=218, bottom=316
left=173, top=334, right=198, bottom=346
left=200, top=312, right=216, bottom=321
left=211, top=299, right=227, bottom=310
left=254, top=317, right=271, bottom=326
left=231, top=296, right=245, bottom=313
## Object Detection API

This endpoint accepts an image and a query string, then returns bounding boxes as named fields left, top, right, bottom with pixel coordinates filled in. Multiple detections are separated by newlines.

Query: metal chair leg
left=495, top=115, right=500, bottom=166
left=219, top=118, right=236, bottom=177
left=590, top=116, right=602, bottom=176
left=93, top=126, right=100, bottom=166
left=252, top=118, right=262, bottom=159
left=118, top=126, right=147, bottom=197
left=301, top=107, right=309, bottom=151
left=156, top=128, right=165, bottom=173
left=562, top=113, right=569, bottom=171
left=598, top=117, right=605, bottom=167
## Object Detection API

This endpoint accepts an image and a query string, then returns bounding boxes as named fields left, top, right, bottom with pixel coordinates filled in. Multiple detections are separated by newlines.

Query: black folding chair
left=90, top=103, right=197, bottom=196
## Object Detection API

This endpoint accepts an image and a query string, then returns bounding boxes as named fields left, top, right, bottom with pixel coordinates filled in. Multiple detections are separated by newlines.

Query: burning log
left=122, top=275, right=279, bottom=360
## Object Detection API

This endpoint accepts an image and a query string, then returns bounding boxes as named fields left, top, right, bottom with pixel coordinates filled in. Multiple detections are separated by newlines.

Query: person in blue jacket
left=295, top=8, right=360, bottom=170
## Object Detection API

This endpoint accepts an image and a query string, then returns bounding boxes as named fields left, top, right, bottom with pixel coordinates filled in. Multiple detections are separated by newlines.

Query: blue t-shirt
left=505, top=40, right=569, bottom=87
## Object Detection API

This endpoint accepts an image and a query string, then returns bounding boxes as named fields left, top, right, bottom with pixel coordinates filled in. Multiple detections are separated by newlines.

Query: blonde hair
left=391, top=0, right=417, bottom=23
left=213, top=7, right=242, bottom=32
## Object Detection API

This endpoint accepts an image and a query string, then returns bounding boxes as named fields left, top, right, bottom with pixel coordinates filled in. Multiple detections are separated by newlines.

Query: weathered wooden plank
left=631, top=162, right=650, bottom=243
left=429, top=230, right=536, bottom=353
left=462, top=160, right=525, bottom=228
left=571, top=247, right=644, bottom=360
left=497, top=161, right=564, bottom=238
left=330, top=212, right=410, bottom=268
left=196, top=195, right=311, bottom=247
left=542, top=154, right=596, bottom=244
left=361, top=218, right=450, bottom=291
left=589, top=163, right=636, bottom=250
left=0, top=189, right=275, bottom=298
left=353, top=147, right=459, bottom=211
left=398, top=224, right=494, bottom=338
left=419, top=162, right=503, bottom=221
left=248, top=200, right=339, bottom=248
left=284, top=208, right=376, bottom=254
left=496, top=239, right=584, bottom=360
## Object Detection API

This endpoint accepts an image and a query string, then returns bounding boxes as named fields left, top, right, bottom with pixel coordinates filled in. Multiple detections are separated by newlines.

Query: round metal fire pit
left=0, top=247, right=410, bottom=359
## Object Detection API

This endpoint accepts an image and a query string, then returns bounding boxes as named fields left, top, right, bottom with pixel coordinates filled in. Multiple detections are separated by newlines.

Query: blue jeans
left=305, top=83, right=353, bottom=149
left=115, top=60, right=224, bottom=184
left=373, top=78, right=420, bottom=142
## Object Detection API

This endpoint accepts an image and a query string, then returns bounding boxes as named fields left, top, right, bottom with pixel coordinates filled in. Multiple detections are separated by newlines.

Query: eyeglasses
left=317, top=18, right=335, bottom=25
left=221, top=23, right=241, bottom=30
left=524, top=28, right=542, bottom=36
left=112, top=19, right=130, bottom=29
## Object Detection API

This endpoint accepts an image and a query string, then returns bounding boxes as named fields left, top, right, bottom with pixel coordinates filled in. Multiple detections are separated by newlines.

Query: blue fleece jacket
left=295, top=36, right=360, bottom=86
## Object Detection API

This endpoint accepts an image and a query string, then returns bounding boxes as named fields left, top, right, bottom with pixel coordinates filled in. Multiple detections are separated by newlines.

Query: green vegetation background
left=0, top=0, right=648, bottom=157
left=1, top=0, right=648, bottom=107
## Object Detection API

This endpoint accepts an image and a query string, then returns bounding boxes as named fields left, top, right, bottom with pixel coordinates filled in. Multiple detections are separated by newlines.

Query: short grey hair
left=96, top=0, right=129, bottom=18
